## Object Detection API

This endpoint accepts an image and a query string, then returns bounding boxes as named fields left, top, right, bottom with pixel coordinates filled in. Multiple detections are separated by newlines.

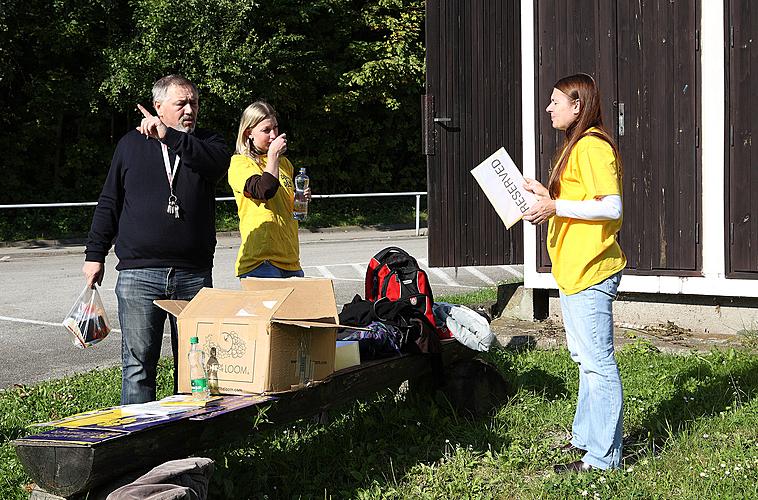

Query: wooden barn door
left=726, top=0, right=758, bottom=277
left=424, top=0, right=522, bottom=267
left=536, top=0, right=701, bottom=275
left=616, top=0, right=701, bottom=274
left=535, top=0, right=617, bottom=272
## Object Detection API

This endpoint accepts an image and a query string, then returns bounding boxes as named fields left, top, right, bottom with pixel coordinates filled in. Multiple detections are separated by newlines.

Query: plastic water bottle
left=293, top=167, right=309, bottom=221
left=188, top=336, right=209, bottom=400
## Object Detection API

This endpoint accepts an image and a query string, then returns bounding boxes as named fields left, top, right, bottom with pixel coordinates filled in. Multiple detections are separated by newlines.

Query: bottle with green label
left=188, top=336, right=209, bottom=400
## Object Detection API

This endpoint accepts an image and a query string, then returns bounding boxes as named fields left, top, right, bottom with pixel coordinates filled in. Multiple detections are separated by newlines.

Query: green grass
left=0, top=199, right=427, bottom=242
left=434, top=287, right=497, bottom=307
left=437, top=287, right=499, bottom=306
left=736, top=327, right=758, bottom=351
left=2, top=344, right=757, bottom=498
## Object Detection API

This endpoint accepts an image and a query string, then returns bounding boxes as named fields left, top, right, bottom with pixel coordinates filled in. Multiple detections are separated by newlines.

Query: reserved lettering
left=491, top=159, right=529, bottom=213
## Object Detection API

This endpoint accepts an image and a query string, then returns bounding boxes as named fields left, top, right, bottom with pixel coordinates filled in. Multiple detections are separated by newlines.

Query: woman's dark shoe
left=553, top=460, right=595, bottom=473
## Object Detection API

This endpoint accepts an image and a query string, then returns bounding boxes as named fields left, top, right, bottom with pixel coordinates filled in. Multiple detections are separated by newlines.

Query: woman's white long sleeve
left=555, top=194, right=622, bottom=220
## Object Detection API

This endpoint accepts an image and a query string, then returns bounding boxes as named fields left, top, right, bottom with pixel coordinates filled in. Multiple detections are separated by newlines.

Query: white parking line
left=300, top=261, right=498, bottom=289
left=417, top=259, right=460, bottom=286
left=298, top=270, right=478, bottom=288
left=350, top=263, right=365, bottom=277
left=463, top=267, right=496, bottom=285
left=316, top=266, right=335, bottom=279
left=0, top=315, right=66, bottom=327
left=314, top=277, right=364, bottom=282
left=498, top=265, right=525, bottom=279
left=0, top=315, right=122, bottom=333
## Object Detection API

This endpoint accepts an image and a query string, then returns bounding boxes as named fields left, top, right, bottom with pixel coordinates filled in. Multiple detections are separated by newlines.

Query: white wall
left=520, top=0, right=758, bottom=297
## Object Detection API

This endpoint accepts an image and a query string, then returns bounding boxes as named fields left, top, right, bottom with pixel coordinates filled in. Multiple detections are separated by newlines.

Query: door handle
left=433, top=117, right=452, bottom=123
left=618, top=102, right=625, bottom=136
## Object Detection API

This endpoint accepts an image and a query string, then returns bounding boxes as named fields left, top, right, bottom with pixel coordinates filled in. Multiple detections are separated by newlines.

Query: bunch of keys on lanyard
left=162, top=143, right=181, bottom=219
left=167, top=194, right=179, bottom=218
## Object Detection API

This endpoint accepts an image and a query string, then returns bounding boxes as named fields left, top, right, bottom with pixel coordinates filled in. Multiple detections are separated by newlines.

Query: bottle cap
left=190, top=336, right=199, bottom=344
left=299, top=167, right=306, bottom=174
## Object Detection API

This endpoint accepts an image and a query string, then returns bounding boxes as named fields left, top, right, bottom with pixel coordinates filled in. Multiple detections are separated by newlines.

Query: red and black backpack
left=365, top=247, right=452, bottom=341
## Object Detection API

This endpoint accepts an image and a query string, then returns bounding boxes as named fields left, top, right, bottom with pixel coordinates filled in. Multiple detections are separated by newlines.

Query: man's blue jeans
left=115, top=267, right=212, bottom=404
left=239, top=261, right=304, bottom=279
left=559, top=271, right=623, bottom=470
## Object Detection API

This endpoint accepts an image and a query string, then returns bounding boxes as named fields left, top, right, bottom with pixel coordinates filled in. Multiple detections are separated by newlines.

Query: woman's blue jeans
left=239, top=261, right=304, bottom=279
left=559, top=271, right=623, bottom=470
left=115, top=267, right=212, bottom=404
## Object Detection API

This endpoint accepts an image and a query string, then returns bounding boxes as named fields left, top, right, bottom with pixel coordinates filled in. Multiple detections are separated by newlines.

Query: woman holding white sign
left=523, top=73, right=626, bottom=473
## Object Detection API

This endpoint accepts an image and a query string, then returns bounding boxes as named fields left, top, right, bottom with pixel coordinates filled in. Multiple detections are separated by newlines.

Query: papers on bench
left=30, top=393, right=276, bottom=440
left=471, top=147, right=537, bottom=229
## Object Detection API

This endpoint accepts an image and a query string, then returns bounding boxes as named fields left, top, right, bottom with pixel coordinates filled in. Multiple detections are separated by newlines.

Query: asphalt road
left=0, top=229, right=522, bottom=389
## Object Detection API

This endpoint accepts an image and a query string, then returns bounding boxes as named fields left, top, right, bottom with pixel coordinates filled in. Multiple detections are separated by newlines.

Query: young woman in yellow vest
left=523, top=73, right=626, bottom=472
left=228, top=101, right=310, bottom=278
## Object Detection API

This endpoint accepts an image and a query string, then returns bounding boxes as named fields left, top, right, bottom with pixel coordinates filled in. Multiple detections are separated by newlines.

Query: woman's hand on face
left=523, top=197, right=556, bottom=225
left=523, top=177, right=549, bottom=198
left=268, top=133, right=287, bottom=160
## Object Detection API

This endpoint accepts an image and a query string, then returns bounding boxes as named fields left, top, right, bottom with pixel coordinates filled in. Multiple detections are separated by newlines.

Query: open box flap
left=156, top=287, right=294, bottom=322
left=240, top=277, right=338, bottom=322
left=271, top=319, right=367, bottom=330
left=153, top=299, right=190, bottom=318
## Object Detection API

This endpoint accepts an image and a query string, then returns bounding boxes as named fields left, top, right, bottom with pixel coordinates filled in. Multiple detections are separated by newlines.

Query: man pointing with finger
left=83, top=74, right=230, bottom=404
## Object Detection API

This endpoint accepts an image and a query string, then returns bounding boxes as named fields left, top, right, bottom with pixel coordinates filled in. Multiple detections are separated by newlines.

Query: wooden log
left=439, top=358, right=514, bottom=417
left=14, top=340, right=477, bottom=498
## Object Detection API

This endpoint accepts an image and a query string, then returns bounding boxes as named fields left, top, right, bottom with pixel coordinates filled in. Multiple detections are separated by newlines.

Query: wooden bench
left=14, top=340, right=510, bottom=499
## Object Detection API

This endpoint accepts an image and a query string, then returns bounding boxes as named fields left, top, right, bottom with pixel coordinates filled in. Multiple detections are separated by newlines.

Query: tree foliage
left=0, top=0, right=426, bottom=207
left=0, top=0, right=133, bottom=202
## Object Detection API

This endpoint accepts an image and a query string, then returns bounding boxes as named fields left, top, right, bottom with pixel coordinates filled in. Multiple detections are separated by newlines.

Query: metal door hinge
left=730, top=25, right=734, bottom=48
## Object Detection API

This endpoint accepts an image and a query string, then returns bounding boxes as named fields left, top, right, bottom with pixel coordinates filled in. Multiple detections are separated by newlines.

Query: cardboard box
left=335, top=340, right=360, bottom=371
left=156, top=278, right=338, bottom=394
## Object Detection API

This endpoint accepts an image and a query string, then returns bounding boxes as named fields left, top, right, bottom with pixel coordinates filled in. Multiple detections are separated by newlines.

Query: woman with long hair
left=228, top=100, right=307, bottom=278
left=523, top=73, right=626, bottom=472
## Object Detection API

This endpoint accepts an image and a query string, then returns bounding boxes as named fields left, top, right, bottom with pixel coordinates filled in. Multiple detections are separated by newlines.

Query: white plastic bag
left=62, top=285, right=112, bottom=348
left=433, top=302, right=495, bottom=352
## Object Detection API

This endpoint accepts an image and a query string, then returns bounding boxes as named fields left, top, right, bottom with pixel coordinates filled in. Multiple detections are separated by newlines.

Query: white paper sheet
left=471, top=147, right=538, bottom=229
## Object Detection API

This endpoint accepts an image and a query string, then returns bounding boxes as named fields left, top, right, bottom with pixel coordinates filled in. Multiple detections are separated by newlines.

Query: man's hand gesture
left=136, top=103, right=167, bottom=140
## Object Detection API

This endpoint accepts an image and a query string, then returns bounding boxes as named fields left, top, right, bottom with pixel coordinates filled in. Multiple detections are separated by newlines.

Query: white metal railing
left=0, top=192, right=428, bottom=236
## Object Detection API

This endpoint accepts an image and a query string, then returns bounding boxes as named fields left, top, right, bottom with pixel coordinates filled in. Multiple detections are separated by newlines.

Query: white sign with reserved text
left=471, top=147, right=537, bottom=229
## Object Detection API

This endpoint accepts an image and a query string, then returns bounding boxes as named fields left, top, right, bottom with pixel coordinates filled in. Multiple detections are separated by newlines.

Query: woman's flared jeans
left=559, top=272, right=623, bottom=469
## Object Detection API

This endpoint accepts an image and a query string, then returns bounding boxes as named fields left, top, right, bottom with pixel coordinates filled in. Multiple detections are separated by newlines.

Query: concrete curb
left=0, top=224, right=427, bottom=249
left=0, top=225, right=428, bottom=259
left=490, top=316, right=746, bottom=355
